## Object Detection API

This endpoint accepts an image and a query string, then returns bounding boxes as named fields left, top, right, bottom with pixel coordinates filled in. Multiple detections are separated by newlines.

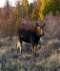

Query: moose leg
left=39, top=38, right=41, bottom=48
left=32, top=44, right=37, bottom=56
left=16, top=39, right=22, bottom=55
left=16, top=42, right=19, bottom=55
left=20, top=40, right=22, bottom=54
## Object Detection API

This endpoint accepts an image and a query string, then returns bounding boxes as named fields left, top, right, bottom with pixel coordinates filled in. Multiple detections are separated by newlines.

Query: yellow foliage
left=38, top=0, right=46, bottom=22
left=22, top=0, right=29, bottom=18
left=38, top=0, right=51, bottom=22
left=32, top=0, right=51, bottom=22
left=32, top=0, right=46, bottom=22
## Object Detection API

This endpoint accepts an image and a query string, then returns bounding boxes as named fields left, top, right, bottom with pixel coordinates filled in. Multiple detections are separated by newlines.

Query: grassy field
left=0, top=36, right=60, bottom=71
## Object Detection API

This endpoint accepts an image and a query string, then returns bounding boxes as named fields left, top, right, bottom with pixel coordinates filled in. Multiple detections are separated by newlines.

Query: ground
left=0, top=36, right=60, bottom=71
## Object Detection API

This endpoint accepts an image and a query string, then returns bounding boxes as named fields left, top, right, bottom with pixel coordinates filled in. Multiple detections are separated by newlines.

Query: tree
left=29, top=3, right=34, bottom=19
left=40, top=0, right=60, bottom=16
left=32, top=0, right=46, bottom=22
left=15, top=1, right=21, bottom=30
left=21, top=0, right=29, bottom=18
left=4, top=0, right=11, bottom=19
left=32, top=0, right=60, bottom=22
left=31, top=0, right=38, bottom=20
left=14, top=0, right=29, bottom=30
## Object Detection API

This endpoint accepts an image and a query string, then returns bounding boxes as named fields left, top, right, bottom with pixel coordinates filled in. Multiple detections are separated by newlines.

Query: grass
left=0, top=37, right=60, bottom=71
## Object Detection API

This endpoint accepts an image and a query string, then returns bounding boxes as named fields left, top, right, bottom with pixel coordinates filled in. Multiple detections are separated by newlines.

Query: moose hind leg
left=16, top=40, right=22, bottom=55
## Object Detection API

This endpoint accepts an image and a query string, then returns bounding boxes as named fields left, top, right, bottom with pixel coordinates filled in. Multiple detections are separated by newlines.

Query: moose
left=16, top=18, right=45, bottom=56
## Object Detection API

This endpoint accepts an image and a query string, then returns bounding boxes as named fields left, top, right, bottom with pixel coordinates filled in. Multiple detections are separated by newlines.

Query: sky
left=0, top=0, right=33, bottom=7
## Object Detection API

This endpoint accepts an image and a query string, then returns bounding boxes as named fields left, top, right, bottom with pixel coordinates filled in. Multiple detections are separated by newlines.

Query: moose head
left=35, top=20, right=45, bottom=37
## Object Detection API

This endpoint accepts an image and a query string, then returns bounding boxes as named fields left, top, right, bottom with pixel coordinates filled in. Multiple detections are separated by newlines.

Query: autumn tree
left=32, top=0, right=60, bottom=22
left=31, top=0, right=39, bottom=20
left=14, top=0, right=29, bottom=31
left=4, top=0, right=11, bottom=19
left=21, top=0, right=29, bottom=18
left=15, top=1, right=21, bottom=29
left=38, top=0, right=60, bottom=19
left=29, top=3, right=34, bottom=19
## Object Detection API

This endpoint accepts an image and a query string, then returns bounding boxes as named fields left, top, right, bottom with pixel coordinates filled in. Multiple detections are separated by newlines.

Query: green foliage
left=43, top=0, right=60, bottom=16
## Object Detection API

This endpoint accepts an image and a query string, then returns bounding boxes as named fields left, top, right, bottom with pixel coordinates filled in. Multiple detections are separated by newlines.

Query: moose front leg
left=32, top=44, right=37, bottom=56
left=39, top=38, right=41, bottom=48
